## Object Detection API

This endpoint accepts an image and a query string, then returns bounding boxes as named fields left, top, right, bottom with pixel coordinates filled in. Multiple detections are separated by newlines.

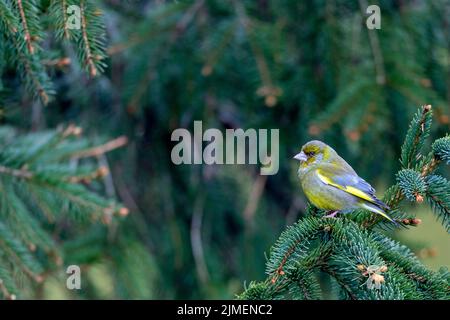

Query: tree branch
left=16, top=0, right=34, bottom=54
left=70, top=136, right=128, bottom=159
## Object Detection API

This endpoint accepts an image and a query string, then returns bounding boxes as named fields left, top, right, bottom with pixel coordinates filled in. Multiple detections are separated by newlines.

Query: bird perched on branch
left=294, top=140, right=398, bottom=225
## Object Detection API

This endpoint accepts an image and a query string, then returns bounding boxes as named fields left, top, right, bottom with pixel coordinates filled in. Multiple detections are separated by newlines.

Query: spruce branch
left=16, top=0, right=35, bottom=54
left=425, top=175, right=450, bottom=232
left=48, top=0, right=70, bottom=40
left=2, top=24, right=53, bottom=104
left=419, top=151, right=440, bottom=177
left=266, top=216, right=323, bottom=283
left=50, top=0, right=108, bottom=78
left=0, top=1, right=19, bottom=34
left=21, top=53, right=52, bottom=105
left=326, top=221, right=406, bottom=299
left=80, top=1, right=99, bottom=77
left=236, top=281, right=277, bottom=300
left=0, top=165, right=33, bottom=179
left=375, top=233, right=449, bottom=299
left=0, top=180, right=57, bottom=253
left=397, top=169, right=427, bottom=203
left=400, top=105, right=432, bottom=169
left=432, top=136, right=450, bottom=165
left=240, top=105, right=450, bottom=300
left=69, top=136, right=128, bottom=159
left=0, top=257, right=18, bottom=300
left=286, top=268, right=322, bottom=300
left=0, top=125, right=129, bottom=297
left=0, top=222, right=44, bottom=283
left=321, top=266, right=357, bottom=300
left=0, top=278, right=16, bottom=300
left=0, top=0, right=53, bottom=105
left=367, top=105, right=447, bottom=230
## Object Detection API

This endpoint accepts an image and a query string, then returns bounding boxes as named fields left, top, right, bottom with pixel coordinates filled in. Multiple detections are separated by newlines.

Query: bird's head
left=294, top=140, right=333, bottom=169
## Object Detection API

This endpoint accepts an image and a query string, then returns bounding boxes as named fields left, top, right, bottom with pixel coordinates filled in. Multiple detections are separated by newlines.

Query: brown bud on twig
left=55, top=255, right=64, bottom=267
left=93, top=9, right=103, bottom=16
left=347, top=130, right=361, bottom=142
left=370, top=273, right=385, bottom=285
left=89, top=65, right=98, bottom=77
left=35, top=274, right=44, bottom=283
left=439, top=115, right=449, bottom=124
left=97, top=166, right=109, bottom=178
left=73, top=126, right=82, bottom=136
left=63, top=124, right=83, bottom=138
left=265, top=95, right=277, bottom=107
left=420, top=78, right=432, bottom=88
left=308, top=125, right=321, bottom=136
left=118, top=207, right=129, bottom=217
left=102, top=213, right=112, bottom=225
left=415, top=194, right=424, bottom=203
left=201, top=65, right=213, bottom=76
left=428, top=247, right=438, bottom=257
left=102, top=208, right=114, bottom=224
left=58, top=57, right=71, bottom=67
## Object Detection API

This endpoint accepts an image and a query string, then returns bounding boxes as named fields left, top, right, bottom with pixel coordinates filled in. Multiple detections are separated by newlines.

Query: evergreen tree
left=0, top=0, right=448, bottom=299
left=239, top=106, right=450, bottom=300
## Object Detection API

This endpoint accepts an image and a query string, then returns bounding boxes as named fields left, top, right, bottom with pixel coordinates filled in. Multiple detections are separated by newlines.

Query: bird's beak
left=293, top=151, right=307, bottom=162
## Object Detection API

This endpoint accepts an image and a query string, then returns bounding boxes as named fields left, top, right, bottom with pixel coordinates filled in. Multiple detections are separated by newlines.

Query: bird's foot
left=323, top=210, right=339, bottom=219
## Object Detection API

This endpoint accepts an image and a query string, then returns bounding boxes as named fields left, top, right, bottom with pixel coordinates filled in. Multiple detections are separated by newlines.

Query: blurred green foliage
left=0, top=0, right=449, bottom=299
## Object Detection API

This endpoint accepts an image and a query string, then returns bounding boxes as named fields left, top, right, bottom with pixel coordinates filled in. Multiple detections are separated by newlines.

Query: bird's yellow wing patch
left=316, top=169, right=374, bottom=203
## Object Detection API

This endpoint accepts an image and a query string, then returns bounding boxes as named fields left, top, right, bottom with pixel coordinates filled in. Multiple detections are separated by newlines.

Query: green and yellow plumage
left=294, top=140, right=398, bottom=225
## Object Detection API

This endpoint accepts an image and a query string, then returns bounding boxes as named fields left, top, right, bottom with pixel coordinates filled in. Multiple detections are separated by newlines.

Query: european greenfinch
left=294, top=140, right=398, bottom=225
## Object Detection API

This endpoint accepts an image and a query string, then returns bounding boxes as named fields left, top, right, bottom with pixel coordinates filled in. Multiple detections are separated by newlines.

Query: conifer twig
left=0, top=238, right=42, bottom=283
left=270, top=239, right=302, bottom=284
left=70, top=136, right=128, bottom=159
left=16, top=0, right=34, bottom=54
left=322, top=267, right=357, bottom=300
left=61, top=0, right=69, bottom=39
left=8, top=28, right=50, bottom=105
left=0, top=279, right=15, bottom=300
left=0, top=165, right=33, bottom=179
left=80, top=1, right=98, bottom=77
left=420, top=156, right=440, bottom=177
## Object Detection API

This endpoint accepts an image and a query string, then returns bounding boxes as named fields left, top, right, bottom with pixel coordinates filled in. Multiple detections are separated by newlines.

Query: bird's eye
left=306, top=151, right=315, bottom=157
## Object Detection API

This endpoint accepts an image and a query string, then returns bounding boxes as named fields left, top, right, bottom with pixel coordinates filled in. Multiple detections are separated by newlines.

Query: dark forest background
left=0, top=0, right=449, bottom=299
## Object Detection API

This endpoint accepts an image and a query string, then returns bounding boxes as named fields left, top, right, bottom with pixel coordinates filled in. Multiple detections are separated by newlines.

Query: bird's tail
left=372, top=198, right=390, bottom=211
left=360, top=202, right=399, bottom=226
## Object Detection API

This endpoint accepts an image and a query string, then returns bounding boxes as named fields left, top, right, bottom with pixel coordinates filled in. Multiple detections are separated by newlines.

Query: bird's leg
left=323, top=210, right=339, bottom=218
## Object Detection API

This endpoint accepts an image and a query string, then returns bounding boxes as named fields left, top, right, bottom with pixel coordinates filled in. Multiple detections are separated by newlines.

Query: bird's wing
left=315, top=164, right=389, bottom=210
